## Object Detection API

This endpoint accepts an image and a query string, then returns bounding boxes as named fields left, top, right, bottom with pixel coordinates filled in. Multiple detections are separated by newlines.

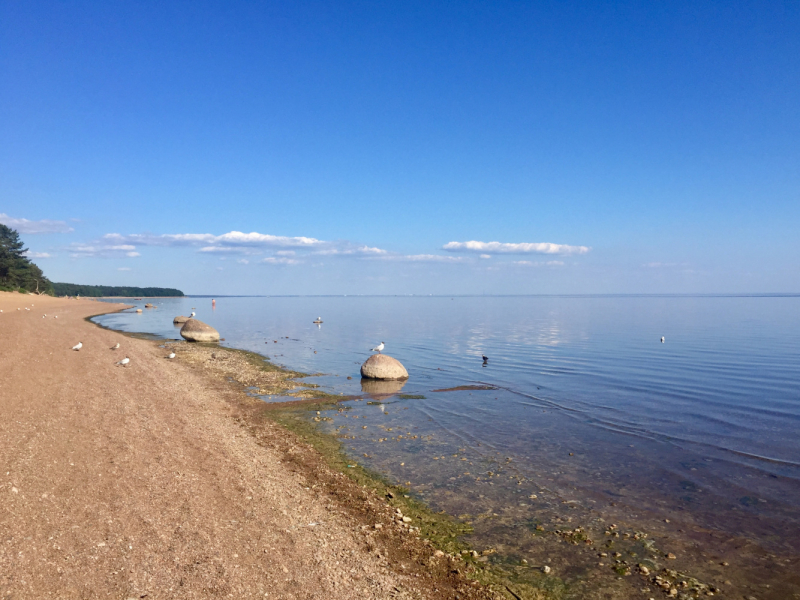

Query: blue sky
left=1, top=0, right=798, bottom=294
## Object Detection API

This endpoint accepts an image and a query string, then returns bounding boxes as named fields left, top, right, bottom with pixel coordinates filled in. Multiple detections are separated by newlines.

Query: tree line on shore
left=52, top=283, right=184, bottom=297
left=0, top=224, right=183, bottom=297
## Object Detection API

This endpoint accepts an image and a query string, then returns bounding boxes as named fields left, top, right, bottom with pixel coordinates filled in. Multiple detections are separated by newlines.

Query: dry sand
left=0, top=293, right=490, bottom=600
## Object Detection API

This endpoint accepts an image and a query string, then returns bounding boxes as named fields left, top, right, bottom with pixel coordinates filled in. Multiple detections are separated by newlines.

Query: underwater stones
left=360, top=354, right=408, bottom=381
left=180, top=318, right=220, bottom=342
left=173, top=315, right=190, bottom=324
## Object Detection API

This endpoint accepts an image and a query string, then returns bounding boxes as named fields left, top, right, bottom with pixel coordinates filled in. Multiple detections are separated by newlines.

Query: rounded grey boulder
left=173, top=315, right=189, bottom=324
left=180, top=318, right=220, bottom=342
left=360, top=354, right=408, bottom=380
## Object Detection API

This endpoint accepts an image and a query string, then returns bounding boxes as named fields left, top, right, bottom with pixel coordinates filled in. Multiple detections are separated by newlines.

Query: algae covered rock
left=360, top=354, right=408, bottom=380
left=180, top=318, right=220, bottom=342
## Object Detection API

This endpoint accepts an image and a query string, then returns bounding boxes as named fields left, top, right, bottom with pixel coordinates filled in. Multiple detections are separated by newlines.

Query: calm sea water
left=94, top=295, right=800, bottom=563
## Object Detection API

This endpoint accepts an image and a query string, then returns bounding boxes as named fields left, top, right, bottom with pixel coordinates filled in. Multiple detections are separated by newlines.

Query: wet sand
left=0, top=292, right=490, bottom=600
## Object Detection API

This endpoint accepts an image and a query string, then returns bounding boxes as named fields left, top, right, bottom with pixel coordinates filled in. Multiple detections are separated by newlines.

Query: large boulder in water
left=360, top=354, right=408, bottom=380
left=180, top=318, right=220, bottom=342
left=173, top=315, right=189, bottom=324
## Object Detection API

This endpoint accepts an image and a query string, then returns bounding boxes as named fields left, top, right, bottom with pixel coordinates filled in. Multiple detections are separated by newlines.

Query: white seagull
left=72, top=342, right=82, bottom=351
left=116, top=357, right=130, bottom=367
left=371, top=342, right=385, bottom=354
left=168, top=352, right=176, bottom=359
left=660, top=336, right=665, bottom=343
left=111, top=343, right=120, bottom=350
left=190, top=311, right=196, bottom=318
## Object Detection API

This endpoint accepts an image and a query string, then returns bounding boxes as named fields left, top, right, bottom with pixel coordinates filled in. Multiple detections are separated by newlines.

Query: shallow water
left=95, top=295, right=800, bottom=595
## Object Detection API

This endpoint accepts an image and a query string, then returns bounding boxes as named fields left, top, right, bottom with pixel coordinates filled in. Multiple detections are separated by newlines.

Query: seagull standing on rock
left=190, top=312, right=196, bottom=318
left=72, top=342, right=82, bottom=351
left=116, top=357, right=130, bottom=367
left=371, top=342, right=385, bottom=354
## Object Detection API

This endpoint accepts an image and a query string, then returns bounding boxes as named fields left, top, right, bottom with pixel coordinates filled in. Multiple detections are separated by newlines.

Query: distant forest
left=52, top=283, right=184, bottom=297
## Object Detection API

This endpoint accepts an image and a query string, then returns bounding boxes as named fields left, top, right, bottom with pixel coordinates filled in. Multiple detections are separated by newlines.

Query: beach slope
left=0, top=293, right=470, bottom=599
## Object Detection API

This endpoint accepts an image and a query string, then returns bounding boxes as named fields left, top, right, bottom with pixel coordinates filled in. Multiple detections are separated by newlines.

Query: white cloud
left=514, top=260, right=565, bottom=267
left=23, top=251, right=52, bottom=259
left=479, top=254, right=491, bottom=259
left=117, top=267, right=131, bottom=271
left=100, top=230, right=391, bottom=263
left=0, top=213, right=74, bottom=234
left=237, top=258, right=249, bottom=265
left=68, top=243, right=141, bottom=259
left=443, top=240, right=590, bottom=255
left=373, top=254, right=467, bottom=262
left=104, top=231, right=324, bottom=249
left=261, top=257, right=300, bottom=265
left=314, top=245, right=387, bottom=256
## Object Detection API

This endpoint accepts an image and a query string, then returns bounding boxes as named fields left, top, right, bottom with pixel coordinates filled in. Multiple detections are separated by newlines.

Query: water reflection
left=361, top=378, right=406, bottom=399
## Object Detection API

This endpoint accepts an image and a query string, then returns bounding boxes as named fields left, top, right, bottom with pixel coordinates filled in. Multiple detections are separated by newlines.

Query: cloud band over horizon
left=443, top=240, right=590, bottom=255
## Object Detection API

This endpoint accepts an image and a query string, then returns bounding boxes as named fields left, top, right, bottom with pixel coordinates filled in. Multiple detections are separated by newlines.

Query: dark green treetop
left=0, top=224, right=52, bottom=294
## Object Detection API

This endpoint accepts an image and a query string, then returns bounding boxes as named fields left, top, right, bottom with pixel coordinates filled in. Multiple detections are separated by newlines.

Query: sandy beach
left=0, top=292, right=489, bottom=600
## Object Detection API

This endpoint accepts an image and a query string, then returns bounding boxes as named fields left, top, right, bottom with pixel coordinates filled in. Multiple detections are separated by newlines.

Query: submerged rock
left=173, top=315, right=190, bottom=324
left=180, top=318, right=220, bottom=342
left=360, top=354, right=408, bottom=380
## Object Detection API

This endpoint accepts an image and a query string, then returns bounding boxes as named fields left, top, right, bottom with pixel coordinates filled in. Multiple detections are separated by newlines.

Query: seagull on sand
left=168, top=352, right=176, bottom=359
left=116, top=357, right=130, bottom=367
left=371, top=342, right=385, bottom=354
left=111, top=343, right=120, bottom=350
left=72, top=342, right=82, bottom=351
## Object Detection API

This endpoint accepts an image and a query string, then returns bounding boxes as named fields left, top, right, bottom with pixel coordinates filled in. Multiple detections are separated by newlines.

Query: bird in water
left=661, top=336, right=665, bottom=343
left=111, top=343, right=120, bottom=350
left=482, top=354, right=489, bottom=364
left=371, top=342, right=385, bottom=354
left=72, top=342, right=82, bottom=351
left=313, top=316, right=323, bottom=324
left=116, top=357, right=130, bottom=367
left=168, top=352, right=176, bottom=359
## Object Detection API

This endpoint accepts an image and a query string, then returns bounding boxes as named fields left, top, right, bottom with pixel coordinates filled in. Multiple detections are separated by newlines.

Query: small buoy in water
left=661, top=336, right=665, bottom=343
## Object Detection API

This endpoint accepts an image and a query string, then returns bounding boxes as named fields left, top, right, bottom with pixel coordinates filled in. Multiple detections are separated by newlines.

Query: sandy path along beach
left=0, top=293, right=487, bottom=600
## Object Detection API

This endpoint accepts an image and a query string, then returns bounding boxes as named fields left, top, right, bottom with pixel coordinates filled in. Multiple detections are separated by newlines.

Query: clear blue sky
left=1, top=0, right=798, bottom=294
